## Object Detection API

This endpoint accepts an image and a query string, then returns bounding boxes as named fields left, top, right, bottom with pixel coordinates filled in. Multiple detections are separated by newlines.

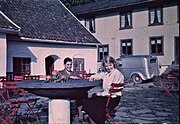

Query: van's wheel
left=132, top=74, right=142, bottom=84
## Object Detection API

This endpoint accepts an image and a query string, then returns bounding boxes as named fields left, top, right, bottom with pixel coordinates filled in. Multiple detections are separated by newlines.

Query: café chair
left=0, top=76, right=5, bottom=96
left=2, top=81, right=40, bottom=122
left=39, top=75, right=48, bottom=80
left=0, top=93, right=22, bottom=124
left=159, top=74, right=179, bottom=98
left=83, top=73, right=95, bottom=79
left=105, top=83, right=124, bottom=124
left=76, top=70, right=87, bottom=79
left=24, top=75, right=40, bottom=80
left=14, top=75, right=24, bottom=81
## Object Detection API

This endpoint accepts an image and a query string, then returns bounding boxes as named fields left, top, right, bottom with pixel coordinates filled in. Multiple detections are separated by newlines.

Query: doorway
left=45, top=56, right=54, bottom=75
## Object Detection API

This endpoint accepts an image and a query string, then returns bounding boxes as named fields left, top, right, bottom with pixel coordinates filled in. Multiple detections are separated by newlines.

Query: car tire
left=132, top=74, right=142, bottom=84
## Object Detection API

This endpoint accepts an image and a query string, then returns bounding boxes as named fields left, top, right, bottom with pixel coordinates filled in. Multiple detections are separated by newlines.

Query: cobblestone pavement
left=114, top=82, right=179, bottom=124
left=17, top=81, right=179, bottom=124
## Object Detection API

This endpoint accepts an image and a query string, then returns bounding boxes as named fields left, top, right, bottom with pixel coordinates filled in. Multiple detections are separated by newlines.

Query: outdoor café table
left=17, top=79, right=102, bottom=123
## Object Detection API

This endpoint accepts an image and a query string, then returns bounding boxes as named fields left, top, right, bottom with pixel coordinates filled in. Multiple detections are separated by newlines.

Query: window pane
left=100, top=52, right=103, bottom=60
left=150, top=10, right=155, bottom=24
left=122, top=46, right=126, bottom=55
left=121, top=12, right=131, bottom=28
left=157, top=44, right=162, bottom=53
left=127, top=42, right=131, bottom=46
left=85, top=19, right=90, bottom=29
left=122, top=43, right=126, bottom=46
left=121, top=40, right=132, bottom=55
left=99, top=47, right=103, bottom=52
left=85, top=18, right=95, bottom=32
left=13, top=57, right=31, bottom=75
left=73, top=58, right=84, bottom=71
left=157, top=39, right=161, bottom=44
left=104, top=52, right=108, bottom=57
left=89, top=19, right=93, bottom=32
left=151, top=44, right=156, bottom=53
left=127, top=13, right=131, bottom=26
left=98, top=45, right=109, bottom=61
left=156, top=8, right=161, bottom=23
left=92, top=19, right=95, bottom=31
left=127, top=46, right=132, bottom=55
left=150, top=37, right=163, bottom=54
left=121, top=15, right=125, bottom=27
left=151, top=40, right=156, bottom=45
left=104, top=47, right=108, bottom=52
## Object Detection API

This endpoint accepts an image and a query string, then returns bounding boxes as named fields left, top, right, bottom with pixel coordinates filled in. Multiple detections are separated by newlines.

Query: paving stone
left=14, top=81, right=179, bottom=123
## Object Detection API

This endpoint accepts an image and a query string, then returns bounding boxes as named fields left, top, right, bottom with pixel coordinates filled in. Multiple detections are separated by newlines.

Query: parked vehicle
left=116, top=55, right=159, bottom=84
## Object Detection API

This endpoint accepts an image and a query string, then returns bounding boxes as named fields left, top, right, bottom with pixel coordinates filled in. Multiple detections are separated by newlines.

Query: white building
left=0, top=0, right=101, bottom=78
left=70, top=0, right=179, bottom=74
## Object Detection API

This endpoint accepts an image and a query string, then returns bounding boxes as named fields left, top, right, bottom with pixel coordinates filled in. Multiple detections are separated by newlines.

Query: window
left=121, top=39, right=133, bottom=56
left=120, top=12, right=132, bottom=29
left=13, top=57, right=31, bottom=75
left=150, top=37, right=164, bottom=55
left=85, top=17, right=95, bottom=33
left=149, top=7, right=163, bottom=25
left=98, top=45, right=109, bottom=61
left=73, top=58, right=84, bottom=71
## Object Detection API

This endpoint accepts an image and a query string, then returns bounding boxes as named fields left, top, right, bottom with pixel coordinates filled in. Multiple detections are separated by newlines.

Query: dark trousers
left=82, top=95, right=121, bottom=124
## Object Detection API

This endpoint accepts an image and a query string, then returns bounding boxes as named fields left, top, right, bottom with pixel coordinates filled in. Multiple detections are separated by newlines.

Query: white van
left=117, top=55, right=159, bottom=84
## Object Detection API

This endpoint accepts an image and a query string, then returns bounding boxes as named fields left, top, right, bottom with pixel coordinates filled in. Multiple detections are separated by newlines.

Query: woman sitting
left=82, top=56, right=124, bottom=124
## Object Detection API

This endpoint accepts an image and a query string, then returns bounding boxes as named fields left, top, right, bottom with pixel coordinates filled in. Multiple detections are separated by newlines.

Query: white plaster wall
left=95, top=13, right=120, bottom=57
left=7, top=41, right=98, bottom=75
left=0, top=33, right=7, bottom=76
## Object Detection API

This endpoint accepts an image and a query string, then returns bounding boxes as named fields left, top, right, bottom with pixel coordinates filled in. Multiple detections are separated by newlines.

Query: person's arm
left=96, top=70, right=124, bottom=96
left=89, top=72, right=106, bottom=81
left=70, top=71, right=81, bottom=79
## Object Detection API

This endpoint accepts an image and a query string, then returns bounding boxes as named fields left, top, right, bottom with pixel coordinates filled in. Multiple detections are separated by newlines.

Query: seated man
left=57, top=57, right=81, bottom=81
left=47, top=57, right=84, bottom=119
left=47, top=57, right=81, bottom=82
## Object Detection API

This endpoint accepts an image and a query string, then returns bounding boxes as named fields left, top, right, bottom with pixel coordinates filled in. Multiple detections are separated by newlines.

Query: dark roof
left=69, top=0, right=177, bottom=16
left=0, top=11, right=19, bottom=33
left=0, top=0, right=100, bottom=45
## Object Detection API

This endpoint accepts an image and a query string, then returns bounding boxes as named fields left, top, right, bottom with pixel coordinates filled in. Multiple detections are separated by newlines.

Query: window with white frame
left=120, top=12, right=132, bottom=29
left=73, top=58, right=84, bottom=71
left=85, top=17, right=95, bottom=33
left=149, top=7, right=163, bottom=25
left=150, top=37, right=164, bottom=55
left=121, top=39, right=133, bottom=56
left=98, top=45, right=109, bottom=61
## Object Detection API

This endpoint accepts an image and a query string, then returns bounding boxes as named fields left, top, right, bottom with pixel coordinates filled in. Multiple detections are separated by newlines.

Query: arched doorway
left=45, top=56, right=54, bottom=76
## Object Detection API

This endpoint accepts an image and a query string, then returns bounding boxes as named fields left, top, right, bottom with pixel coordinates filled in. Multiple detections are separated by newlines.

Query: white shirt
left=90, top=69, right=124, bottom=97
